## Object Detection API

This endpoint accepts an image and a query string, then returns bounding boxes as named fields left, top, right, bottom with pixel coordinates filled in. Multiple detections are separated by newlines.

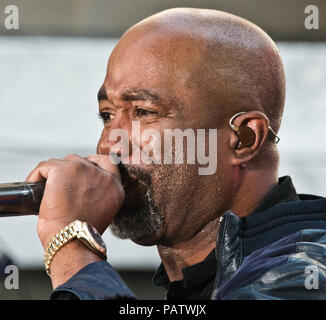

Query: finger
left=25, top=159, right=63, bottom=182
left=64, top=154, right=100, bottom=168
left=63, top=154, right=84, bottom=161
left=85, top=154, right=121, bottom=179
left=63, top=154, right=117, bottom=173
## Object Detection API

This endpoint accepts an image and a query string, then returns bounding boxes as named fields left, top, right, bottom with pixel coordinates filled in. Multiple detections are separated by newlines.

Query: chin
left=130, top=229, right=165, bottom=247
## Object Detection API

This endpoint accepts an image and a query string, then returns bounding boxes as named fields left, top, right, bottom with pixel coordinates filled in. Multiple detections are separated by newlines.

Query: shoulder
left=217, top=229, right=326, bottom=300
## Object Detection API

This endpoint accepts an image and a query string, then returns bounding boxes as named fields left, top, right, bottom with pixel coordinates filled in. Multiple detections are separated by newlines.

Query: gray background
left=0, top=0, right=325, bottom=299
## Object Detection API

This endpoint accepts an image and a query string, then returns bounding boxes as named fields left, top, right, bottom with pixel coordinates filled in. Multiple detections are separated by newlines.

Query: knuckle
left=48, top=158, right=59, bottom=163
left=85, top=154, right=97, bottom=160
left=64, top=153, right=79, bottom=160
left=37, top=160, right=46, bottom=167
left=37, top=158, right=57, bottom=167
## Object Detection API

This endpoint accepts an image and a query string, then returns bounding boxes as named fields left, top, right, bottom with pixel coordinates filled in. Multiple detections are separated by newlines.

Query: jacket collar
left=211, top=189, right=326, bottom=299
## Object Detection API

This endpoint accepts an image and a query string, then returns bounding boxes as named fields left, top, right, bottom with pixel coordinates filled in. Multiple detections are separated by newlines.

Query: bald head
left=99, top=8, right=285, bottom=243
left=111, top=7, right=285, bottom=133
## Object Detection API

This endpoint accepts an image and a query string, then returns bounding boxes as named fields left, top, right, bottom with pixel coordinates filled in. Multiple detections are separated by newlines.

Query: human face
left=96, top=30, right=231, bottom=246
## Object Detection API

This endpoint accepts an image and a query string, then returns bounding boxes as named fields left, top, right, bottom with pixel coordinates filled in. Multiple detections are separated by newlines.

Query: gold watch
left=43, top=220, right=107, bottom=277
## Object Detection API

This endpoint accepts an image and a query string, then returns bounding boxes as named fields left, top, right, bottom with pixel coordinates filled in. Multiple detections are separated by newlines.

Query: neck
left=157, top=166, right=278, bottom=283
left=157, top=217, right=220, bottom=282
left=230, top=167, right=278, bottom=218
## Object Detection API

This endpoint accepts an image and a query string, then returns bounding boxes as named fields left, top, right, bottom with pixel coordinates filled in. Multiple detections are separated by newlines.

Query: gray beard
left=109, top=187, right=165, bottom=240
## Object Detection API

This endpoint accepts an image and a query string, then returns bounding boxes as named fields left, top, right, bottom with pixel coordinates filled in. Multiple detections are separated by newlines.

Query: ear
left=229, top=111, right=270, bottom=166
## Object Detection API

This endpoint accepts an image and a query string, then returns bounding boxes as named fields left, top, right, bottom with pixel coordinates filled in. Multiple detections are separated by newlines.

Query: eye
left=98, top=112, right=115, bottom=123
left=135, top=107, right=158, bottom=118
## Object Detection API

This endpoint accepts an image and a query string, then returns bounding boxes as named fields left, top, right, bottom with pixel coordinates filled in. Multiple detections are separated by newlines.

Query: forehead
left=104, top=30, right=202, bottom=94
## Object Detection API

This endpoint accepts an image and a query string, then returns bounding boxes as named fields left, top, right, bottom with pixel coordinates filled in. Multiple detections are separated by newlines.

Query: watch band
left=43, top=220, right=106, bottom=277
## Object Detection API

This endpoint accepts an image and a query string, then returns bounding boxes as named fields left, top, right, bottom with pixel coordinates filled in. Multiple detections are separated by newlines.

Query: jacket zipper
left=211, top=214, right=227, bottom=299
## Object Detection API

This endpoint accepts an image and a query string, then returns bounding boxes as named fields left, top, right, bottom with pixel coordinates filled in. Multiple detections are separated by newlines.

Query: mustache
left=118, top=162, right=152, bottom=187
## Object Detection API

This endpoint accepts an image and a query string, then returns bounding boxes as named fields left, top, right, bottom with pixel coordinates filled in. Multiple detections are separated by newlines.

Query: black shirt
left=152, top=176, right=300, bottom=300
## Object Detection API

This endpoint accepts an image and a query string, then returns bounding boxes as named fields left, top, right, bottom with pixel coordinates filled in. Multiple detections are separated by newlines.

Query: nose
left=96, top=127, right=114, bottom=155
left=96, top=117, right=133, bottom=162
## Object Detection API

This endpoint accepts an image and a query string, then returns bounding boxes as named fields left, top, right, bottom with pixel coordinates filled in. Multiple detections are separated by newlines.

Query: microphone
left=0, top=182, right=45, bottom=217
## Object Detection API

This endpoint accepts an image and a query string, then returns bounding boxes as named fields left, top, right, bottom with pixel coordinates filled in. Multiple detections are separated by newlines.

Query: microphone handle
left=0, top=182, right=45, bottom=217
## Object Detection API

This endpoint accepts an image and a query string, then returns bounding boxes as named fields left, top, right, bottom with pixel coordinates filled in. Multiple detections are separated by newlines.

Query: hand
left=26, top=154, right=125, bottom=250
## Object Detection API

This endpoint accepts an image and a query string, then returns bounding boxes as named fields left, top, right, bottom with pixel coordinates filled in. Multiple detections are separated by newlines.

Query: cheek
left=150, top=164, right=197, bottom=205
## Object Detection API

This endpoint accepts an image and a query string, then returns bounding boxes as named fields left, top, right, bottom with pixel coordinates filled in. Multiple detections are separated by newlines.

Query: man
left=26, top=8, right=326, bottom=300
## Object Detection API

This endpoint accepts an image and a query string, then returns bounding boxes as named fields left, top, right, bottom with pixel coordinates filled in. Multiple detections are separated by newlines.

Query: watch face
left=86, top=224, right=106, bottom=250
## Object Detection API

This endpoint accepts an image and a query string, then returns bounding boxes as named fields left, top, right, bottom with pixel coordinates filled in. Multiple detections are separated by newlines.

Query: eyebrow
left=121, top=90, right=161, bottom=103
left=97, top=87, right=161, bottom=104
left=97, top=87, right=109, bottom=102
